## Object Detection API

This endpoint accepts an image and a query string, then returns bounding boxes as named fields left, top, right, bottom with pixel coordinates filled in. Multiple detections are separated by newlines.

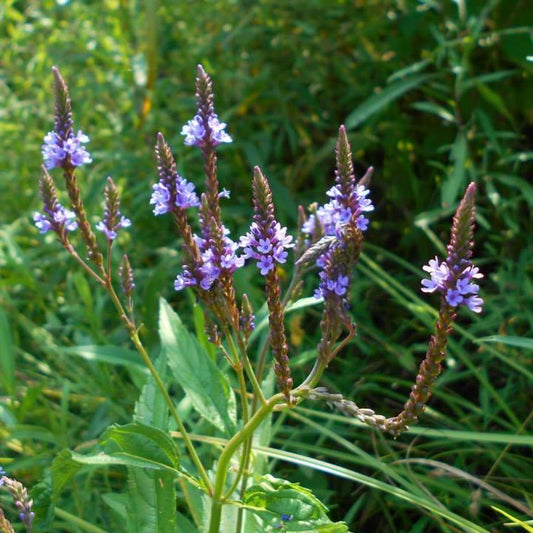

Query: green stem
left=54, top=508, right=109, bottom=533
left=106, top=282, right=213, bottom=493
left=208, top=394, right=284, bottom=533
left=237, top=335, right=266, bottom=406
left=65, top=243, right=106, bottom=287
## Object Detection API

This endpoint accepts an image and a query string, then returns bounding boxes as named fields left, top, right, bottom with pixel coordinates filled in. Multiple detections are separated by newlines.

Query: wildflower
left=244, top=167, right=293, bottom=401
left=150, top=175, right=200, bottom=215
left=42, top=130, right=92, bottom=170
left=304, top=126, right=374, bottom=306
left=240, top=222, right=293, bottom=275
left=175, top=226, right=244, bottom=292
left=240, top=293, right=255, bottom=342
left=0, top=475, right=34, bottom=531
left=95, top=178, right=131, bottom=241
left=181, top=113, right=232, bottom=147
left=34, top=205, right=77, bottom=235
left=421, top=257, right=483, bottom=312
left=35, top=168, right=78, bottom=239
left=303, top=183, right=374, bottom=239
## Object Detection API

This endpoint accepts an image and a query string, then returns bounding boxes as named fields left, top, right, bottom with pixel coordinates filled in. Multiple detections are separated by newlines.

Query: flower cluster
left=0, top=471, right=34, bottom=531
left=240, top=222, right=293, bottom=275
left=96, top=215, right=131, bottom=241
left=42, top=130, right=92, bottom=170
left=421, top=256, right=483, bottom=312
left=174, top=226, right=244, bottom=291
left=150, top=174, right=200, bottom=216
left=33, top=204, right=77, bottom=235
left=302, top=145, right=374, bottom=302
left=303, top=183, right=374, bottom=238
left=181, top=113, right=232, bottom=147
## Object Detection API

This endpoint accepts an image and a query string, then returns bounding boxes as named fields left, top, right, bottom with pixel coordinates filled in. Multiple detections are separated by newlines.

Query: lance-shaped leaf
left=158, top=298, right=236, bottom=434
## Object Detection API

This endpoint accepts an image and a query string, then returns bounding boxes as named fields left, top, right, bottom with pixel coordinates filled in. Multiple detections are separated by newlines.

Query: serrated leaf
left=29, top=477, right=54, bottom=530
left=101, top=422, right=180, bottom=471
left=243, top=475, right=348, bottom=531
left=345, top=74, right=433, bottom=129
left=51, top=449, right=83, bottom=498
left=126, top=350, right=178, bottom=533
left=158, top=298, right=236, bottom=434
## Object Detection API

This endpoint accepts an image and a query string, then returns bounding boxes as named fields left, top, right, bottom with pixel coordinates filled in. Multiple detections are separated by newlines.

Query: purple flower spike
left=95, top=215, right=131, bottom=240
left=240, top=222, right=294, bottom=275
left=181, top=113, right=232, bottom=147
left=96, top=178, right=132, bottom=241
left=42, top=130, right=92, bottom=170
left=421, top=183, right=483, bottom=313
left=150, top=174, right=200, bottom=215
left=303, top=182, right=374, bottom=240
left=34, top=205, right=78, bottom=234
left=421, top=256, right=483, bottom=312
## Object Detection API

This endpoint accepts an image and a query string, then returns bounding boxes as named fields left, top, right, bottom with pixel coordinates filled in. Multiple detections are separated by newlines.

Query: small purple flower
left=42, top=130, right=92, bottom=169
left=181, top=113, right=232, bottom=147
left=34, top=205, right=78, bottom=234
left=421, top=256, right=483, bottom=312
left=174, top=227, right=244, bottom=292
left=240, top=222, right=294, bottom=275
left=303, top=161, right=374, bottom=306
left=96, top=177, right=132, bottom=241
left=174, top=268, right=197, bottom=291
left=304, top=183, right=374, bottom=240
left=219, top=188, right=231, bottom=199
left=150, top=174, right=200, bottom=215
left=96, top=215, right=131, bottom=241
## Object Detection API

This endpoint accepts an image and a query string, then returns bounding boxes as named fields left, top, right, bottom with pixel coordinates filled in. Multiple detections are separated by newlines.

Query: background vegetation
left=0, top=0, right=532, bottom=531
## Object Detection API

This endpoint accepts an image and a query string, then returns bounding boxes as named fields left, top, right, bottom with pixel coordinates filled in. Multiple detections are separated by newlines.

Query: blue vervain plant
left=30, top=65, right=484, bottom=532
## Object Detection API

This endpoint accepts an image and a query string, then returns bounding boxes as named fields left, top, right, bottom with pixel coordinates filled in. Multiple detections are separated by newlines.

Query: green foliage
left=243, top=475, right=348, bottom=532
left=159, top=298, right=237, bottom=435
left=1, top=0, right=532, bottom=532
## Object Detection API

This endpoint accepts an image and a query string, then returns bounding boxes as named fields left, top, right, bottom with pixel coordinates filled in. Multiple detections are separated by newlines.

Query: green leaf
left=101, top=422, right=180, bottom=472
left=30, top=477, right=54, bottom=531
left=475, top=81, right=515, bottom=125
left=243, top=475, right=348, bottom=532
left=158, top=298, right=236, bottom=434
left=441, top=131, right=467, bottom=207
left=52, top=449, right=83, bottom=498
left=125, top=350, right=178, bottom=533
left=345, top=74, right=434, bottom=130
left=475, top=335, right=533, bottom=350
left=491, top=506, right=533, bottom=532
left=0, top=309, right=15, bottom=394
left=410, top=101, right=455, bottom=123
left=60, top=345, right=149, bottom=374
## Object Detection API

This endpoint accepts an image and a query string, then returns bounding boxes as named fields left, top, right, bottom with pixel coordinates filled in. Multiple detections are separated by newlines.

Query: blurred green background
left=1, top=0, right=532, bottom=531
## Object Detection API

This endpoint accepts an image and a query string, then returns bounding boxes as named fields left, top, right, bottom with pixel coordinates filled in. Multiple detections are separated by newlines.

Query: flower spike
left=383, top=182, right=483, bottom=435
left=42, top=67, right=92, bottom=170
left=243, top=167, right=294, bottom=401
left=421, top=183, right=483, bottom=313
left=96, top=177, right=131, bottom=241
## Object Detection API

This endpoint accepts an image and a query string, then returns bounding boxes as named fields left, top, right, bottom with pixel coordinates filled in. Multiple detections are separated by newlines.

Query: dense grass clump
left=0, top=1, right=531, bottom=531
